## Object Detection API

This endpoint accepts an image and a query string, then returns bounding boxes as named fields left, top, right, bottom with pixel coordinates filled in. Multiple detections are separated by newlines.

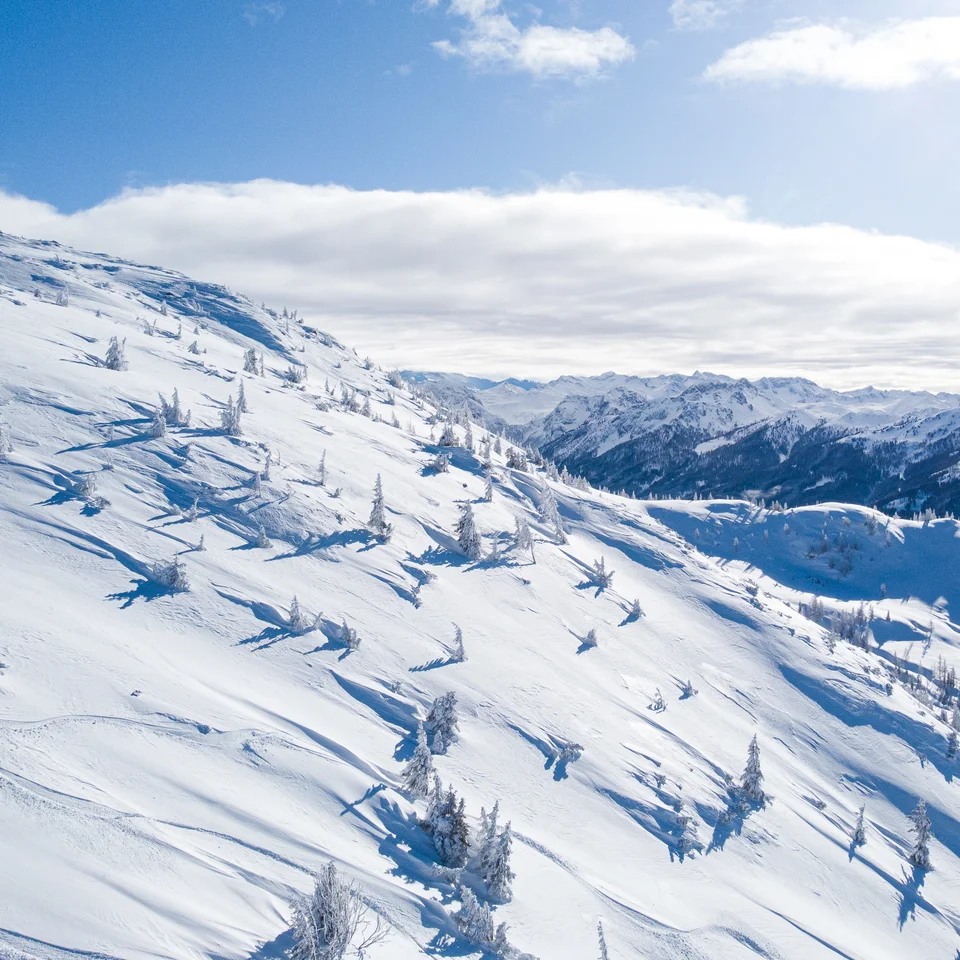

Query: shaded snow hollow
left=1, top=234, right=960, bottom=960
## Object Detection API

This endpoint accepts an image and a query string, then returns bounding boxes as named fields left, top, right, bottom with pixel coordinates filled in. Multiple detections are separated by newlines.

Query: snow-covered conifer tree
left=484, top=822, right=515, bottom=902
left=741, top=735, right=766, bottom=805
left=483, top=468, right=494, bottom=503
left=289, top=595, right=310, bottom=634
left=104, top=336, right=126, bottom=371
left=431, top=452, right=449, bottom=473
left=237, top=379, right=248, bottom=413
left=367, top=474, right=392, bottom=542
left=456, top=503, right=481, bottom=560
left=150, top=408, right=166, bottom=438
left=341, top=619, right=361, bottom=651
left=426, top=691, right=459, bottom=754
left=598, top=920, right=610, bottom=960
left=220, top=394, right=243, bottom=436
left=582, top=628, right=599, bottom=649
left=464, top=421, right=474, bottom=451
left=454, top=887, right=494, bottom=945
left=908, top=800, right=933, bottom=869
left=255, top=525, right=272, bottom=549
left=318, top=450, right=326, bottom=486
left=851, top=804, right=867, bottom=847
left=402, top=722, right=435, bottom=797
left=151, top=557, right=189, bottom=592
left=948, top=730, right=959, bottom=760
left=243, top=348, right=259, bottom=374
left=539, top=486, right=566, bottom=544
left=451, top=624, right=466, bottom=662
left=514, top=515, right=535, bottom=562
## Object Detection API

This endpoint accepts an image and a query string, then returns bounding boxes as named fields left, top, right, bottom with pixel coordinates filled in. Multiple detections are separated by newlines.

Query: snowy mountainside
left=2, top=233, right=960, bottom=960
left=412, top=372, right=960, bottom=513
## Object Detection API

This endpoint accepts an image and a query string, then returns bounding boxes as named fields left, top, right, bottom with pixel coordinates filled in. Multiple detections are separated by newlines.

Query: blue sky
left=2, top=0, right=958, bottom=240
left=3, top=1, right=960, bottom=388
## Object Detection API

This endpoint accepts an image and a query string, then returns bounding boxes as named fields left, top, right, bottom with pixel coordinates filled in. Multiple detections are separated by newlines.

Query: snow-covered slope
left=2, top=233, right=960, bottom=960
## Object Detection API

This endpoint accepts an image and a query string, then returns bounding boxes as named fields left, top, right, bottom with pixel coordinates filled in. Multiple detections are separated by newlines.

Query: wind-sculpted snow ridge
left=1, top=231, right=960, bottom=960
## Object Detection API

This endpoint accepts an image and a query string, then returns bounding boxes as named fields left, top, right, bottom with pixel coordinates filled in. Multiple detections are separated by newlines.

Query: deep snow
left=2, top=234, right=960, bottom=960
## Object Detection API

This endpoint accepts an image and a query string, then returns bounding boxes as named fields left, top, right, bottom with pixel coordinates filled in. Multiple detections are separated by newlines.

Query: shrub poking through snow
left=151, top=558, right=189, bottom=592
left=290, top=861, right=386, bottom=960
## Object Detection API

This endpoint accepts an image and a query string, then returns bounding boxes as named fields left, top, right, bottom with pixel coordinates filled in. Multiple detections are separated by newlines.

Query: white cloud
left=704, top=17, right=960, bottom=89
left=242, top=2, right=285, bottom=27
left=670, top=0, right=743, bottom=32
left=3, top=181, right=960, bottom=390
left=425, top=0, right=635, bottom=79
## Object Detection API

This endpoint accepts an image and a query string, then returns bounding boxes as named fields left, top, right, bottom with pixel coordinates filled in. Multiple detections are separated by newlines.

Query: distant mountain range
left=408, top=371, right=960, bottom=514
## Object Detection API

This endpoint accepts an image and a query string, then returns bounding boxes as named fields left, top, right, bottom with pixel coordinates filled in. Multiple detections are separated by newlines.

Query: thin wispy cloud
left=424, top=0, right=635, bottom=80
left=3, top=181, right=960, bottom=389
left=242, top=2, right=285, bottom=27
left=704, top=17, right=960, bottom=90
left=670, top=0, right=743, bottom=32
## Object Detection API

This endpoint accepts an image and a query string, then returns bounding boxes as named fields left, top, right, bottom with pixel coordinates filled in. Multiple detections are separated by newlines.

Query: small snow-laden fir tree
left=740, top=735, right=766, bottom=806
left=456, top=503, right=482, bottom=560
left=0, top=421, right=12, bottom=460
left=463, top=421, right=474, bottom=452
left=255, top=525, right=272, bottom=548
left=318, top=450, right=327, bottom=486
left=187, top=340, right=200, bottom=355
left=582, top=628, right=599, bottom=649
left=289, top=595, right=310, bottom=634
left=477, top=801, right=500, bottom=877
left=590, top=558, right=614, bottom=589
left=431, top=452, right=450, bottom=474
left=151, top=557, right=189, bottom=592
left=493, top=435, right=502, bottom=455
left=514, top=515, right=535, bottom=562
left=908, top=800, right=933, bottom=869
left=852, top=804, right=867, bottom=847
left=451, top=624, right=466, bottom=662
left=676, top=801, right=701, bottom=855
left=360, top=395, right=372, bottom=418
left=597, top=920, right=610, bottom=960
left=948, top=729, right=959, bottom=760
left=628, top=598, right=643, bottom=620
left=341, top=619, right=361, bottom=651
left=539, top=486, right=566, bottom=544
left=220, top=394, right=243, bottom=436
left=185, top=497, right=199, bottom=522
left=426, top=691, right=459, bottom=754
left=237, top=379, right=248, bottom=413
left=483, top=468, right=494, bottom=503
left=681, top=679, right=698, bottom=698
left=484, top=821, right=515, bottom=902
left=243, top=347, right=259, bottom=374
left=160, top=300, right=168, bottom=317
left=367, top=474, right=393, bottom=542
left=104, top=336, right=127, bottom=371
left=438, top=423, right=457, bottom=447
left=402, top=722, right=435, bottom=797
left=650, top=688, right=666, bottom=712
left=290, top=861, right=386, bottom=960
left=428, top=785, right=470, bottom=867
left=454, top=887, right=494, bottom=945
left=150, top=407, right=167, bottom=438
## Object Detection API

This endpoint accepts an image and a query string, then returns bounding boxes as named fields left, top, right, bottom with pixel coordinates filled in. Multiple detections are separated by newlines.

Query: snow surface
left=2, top=234, right=960, bottom=960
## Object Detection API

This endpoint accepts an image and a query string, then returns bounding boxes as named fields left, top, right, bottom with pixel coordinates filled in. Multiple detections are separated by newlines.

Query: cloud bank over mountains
left=2, top=180, right=959, bottom=390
